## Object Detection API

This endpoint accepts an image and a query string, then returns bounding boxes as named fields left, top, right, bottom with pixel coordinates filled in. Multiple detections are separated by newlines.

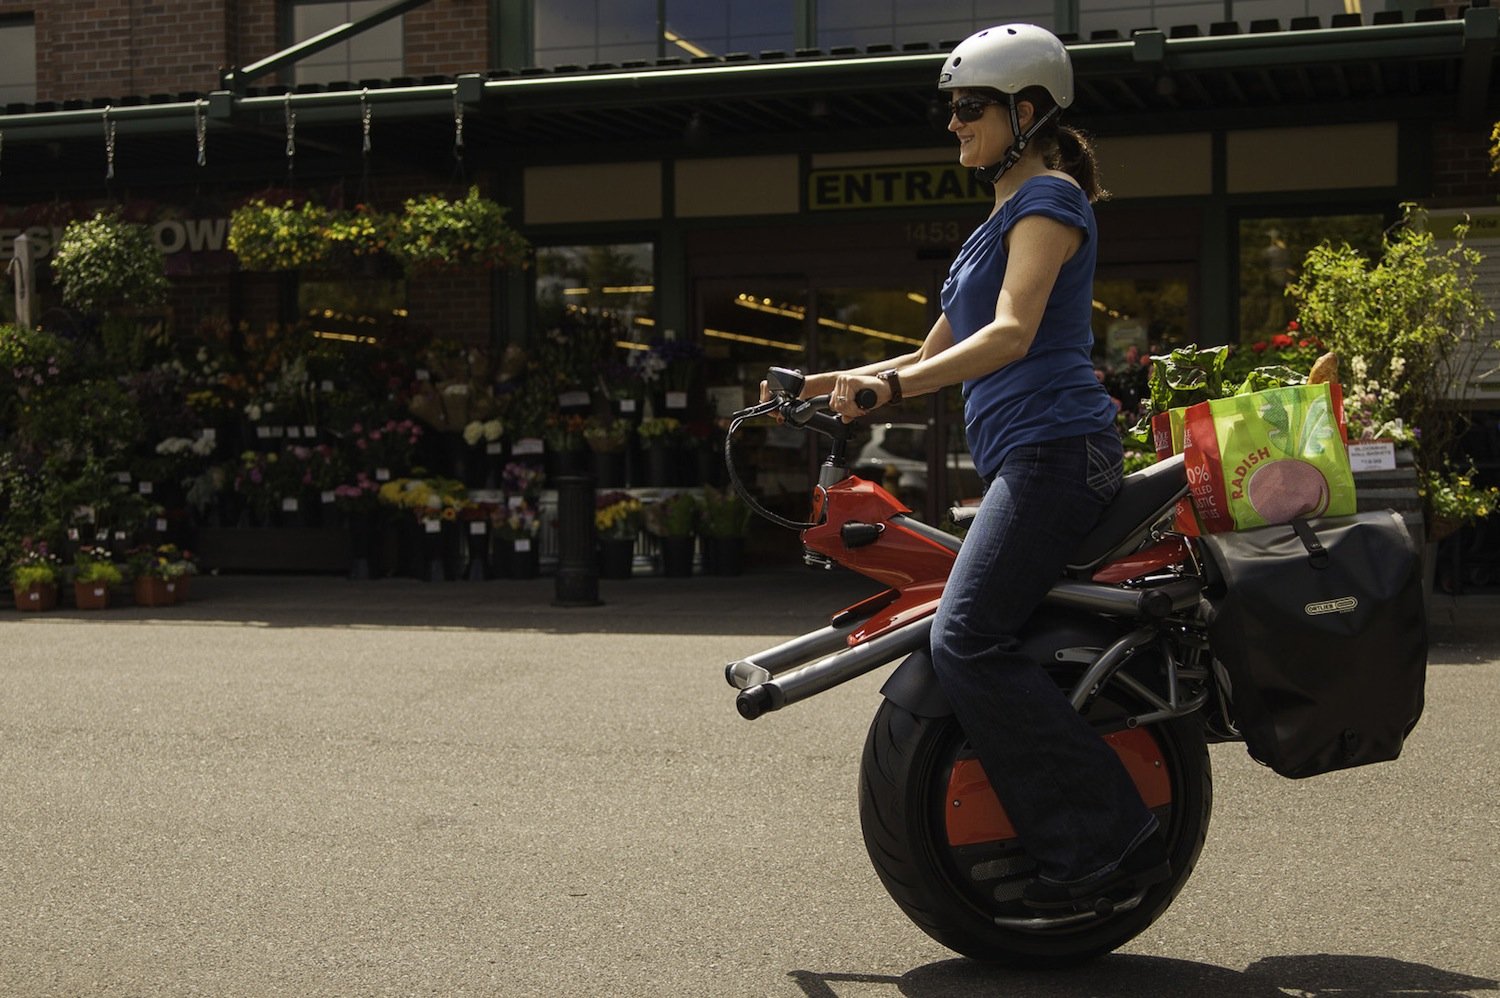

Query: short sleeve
left=999, top=176, right=1090, bottom=239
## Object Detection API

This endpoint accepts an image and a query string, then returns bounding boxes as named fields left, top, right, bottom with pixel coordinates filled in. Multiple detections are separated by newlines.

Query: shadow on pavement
left=791, top=953, right=1499, bottom=997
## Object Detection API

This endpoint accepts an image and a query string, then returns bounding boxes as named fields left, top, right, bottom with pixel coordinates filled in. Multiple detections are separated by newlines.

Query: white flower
left=482, top=419, right=504, bottom=442
left=462, top=421, right=484, bottom=446
left=1390, top=355, right=1406, bottom=378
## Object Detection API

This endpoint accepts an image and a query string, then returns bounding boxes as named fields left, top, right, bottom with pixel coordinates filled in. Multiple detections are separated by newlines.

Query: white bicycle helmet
left=938, top=24, right=1074, bottom=182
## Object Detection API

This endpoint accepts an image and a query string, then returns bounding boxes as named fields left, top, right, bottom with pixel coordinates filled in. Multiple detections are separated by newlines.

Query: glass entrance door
left=696, top=275, right=973, bottom=555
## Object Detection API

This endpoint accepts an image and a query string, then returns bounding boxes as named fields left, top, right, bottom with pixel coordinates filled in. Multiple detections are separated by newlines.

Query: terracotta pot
left=74, top=581, right=111, bottom=610
left=14, top=582, right=58, bottom=612
left=133, top=576, right=178, bottom=607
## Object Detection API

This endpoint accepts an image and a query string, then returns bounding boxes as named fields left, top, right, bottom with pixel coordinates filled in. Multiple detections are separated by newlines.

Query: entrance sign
left=808, top=163, right=989, bottom=211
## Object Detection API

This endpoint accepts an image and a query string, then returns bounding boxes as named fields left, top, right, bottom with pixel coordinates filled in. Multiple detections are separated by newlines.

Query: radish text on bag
left=1181, top=382, right=1355, bottom=533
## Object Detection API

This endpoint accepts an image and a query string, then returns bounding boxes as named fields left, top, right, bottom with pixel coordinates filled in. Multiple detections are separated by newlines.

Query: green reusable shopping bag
left=1180, top=383, right=1356, bottom=533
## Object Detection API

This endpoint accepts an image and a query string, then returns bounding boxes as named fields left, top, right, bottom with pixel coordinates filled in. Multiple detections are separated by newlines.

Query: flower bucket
left=13, top=583, right=58, bottom=612
left=598, top=537, right=636, bottom=579
left=74, top=581, right=111, bottom=610
left=134, top=576, right=178, bottom=607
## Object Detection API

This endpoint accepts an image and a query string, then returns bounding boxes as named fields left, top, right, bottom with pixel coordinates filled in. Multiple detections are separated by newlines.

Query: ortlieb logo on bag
left=1304, top=596, right=1358, bottom=615
left=1200, top=511, right=1426, bottom=779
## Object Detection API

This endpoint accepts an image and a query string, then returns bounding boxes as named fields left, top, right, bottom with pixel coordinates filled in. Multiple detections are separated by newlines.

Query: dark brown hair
left=984, top=85, right=1108, bottom=202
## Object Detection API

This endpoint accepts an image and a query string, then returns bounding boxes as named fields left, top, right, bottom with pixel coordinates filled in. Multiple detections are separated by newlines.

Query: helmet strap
left=973, top=96, right=1062, bottom=185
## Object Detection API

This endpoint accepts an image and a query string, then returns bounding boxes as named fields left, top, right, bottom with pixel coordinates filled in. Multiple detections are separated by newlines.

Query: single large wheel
left=858, top=680, right=1211, bottom=966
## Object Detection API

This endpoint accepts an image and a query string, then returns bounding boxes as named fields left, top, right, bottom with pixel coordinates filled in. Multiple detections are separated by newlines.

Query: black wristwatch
left=877, top=369, right=904, bottom=405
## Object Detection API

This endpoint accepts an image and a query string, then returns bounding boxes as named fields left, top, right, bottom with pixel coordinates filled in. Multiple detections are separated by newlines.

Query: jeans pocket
left=1085, top=433, right=1124, bottom=503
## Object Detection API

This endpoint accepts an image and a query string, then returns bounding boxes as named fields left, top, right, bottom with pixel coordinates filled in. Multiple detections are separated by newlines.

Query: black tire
left=858, top=683, right=1212, bottom=967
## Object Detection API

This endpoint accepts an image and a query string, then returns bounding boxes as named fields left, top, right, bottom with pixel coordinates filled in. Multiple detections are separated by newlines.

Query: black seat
left=1068, top=454, right=1188, bottom=570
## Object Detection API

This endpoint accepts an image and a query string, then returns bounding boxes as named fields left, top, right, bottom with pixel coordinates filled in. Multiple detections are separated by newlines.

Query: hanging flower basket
left=394, top=186, right=530, bottom=272
left=50, top=210, right=169, bottom=314
left=227, top=199, right=334, bottom=272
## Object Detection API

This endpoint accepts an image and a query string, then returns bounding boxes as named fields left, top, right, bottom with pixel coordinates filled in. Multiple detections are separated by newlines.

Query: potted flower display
left=643, top=492, right=699, bottom=577
left=72, top=545, right=123, bottom=610
left=637, top=417, right=683, bottom=487
left=583, top=416, right=631, bottom=488
left=492, top=499, right=543, bottom=579
left=127, top=544, right=179, bottom=606
left=10, top=540, right=63, bottom=611
left=595, top=490, right=643, bottom=580
left=699, top=485, right=751, bottom=577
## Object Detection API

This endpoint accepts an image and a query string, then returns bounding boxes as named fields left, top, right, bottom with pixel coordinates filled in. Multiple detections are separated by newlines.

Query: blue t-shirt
left=938, top=174, right=1115, bottom=478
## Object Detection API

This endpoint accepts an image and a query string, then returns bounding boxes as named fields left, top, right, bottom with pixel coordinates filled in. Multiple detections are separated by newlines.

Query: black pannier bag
left=1198, top=511, right=1427, bottom=779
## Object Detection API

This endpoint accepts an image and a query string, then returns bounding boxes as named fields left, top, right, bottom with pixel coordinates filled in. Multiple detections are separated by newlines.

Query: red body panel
left=945, top=727, right=1173, bottom=847
left=803, top=478, right=956, bottom=592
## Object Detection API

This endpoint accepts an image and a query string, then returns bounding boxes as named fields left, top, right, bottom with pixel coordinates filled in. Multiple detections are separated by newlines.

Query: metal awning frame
left=0, top=11, right=1493, bottom=164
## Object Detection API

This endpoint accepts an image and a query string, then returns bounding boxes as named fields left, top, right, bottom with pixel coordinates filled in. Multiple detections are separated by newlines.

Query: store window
left=535, top=0, right=795, bottom=66
left=289, top=0, right=404, bottom=86
left=1077, top=0, right=1349, bottom=38
left=1237, top=214, right=1383, bottom=347
left=0, top=16, right=37, bottom=105
left=535, top=242, right=656, bottom=398
left=817, top=1, right=1053, bottom=49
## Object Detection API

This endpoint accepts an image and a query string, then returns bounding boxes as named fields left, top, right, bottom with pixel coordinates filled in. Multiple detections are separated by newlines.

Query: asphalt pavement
left=1, top=567, right=1496, bottom=997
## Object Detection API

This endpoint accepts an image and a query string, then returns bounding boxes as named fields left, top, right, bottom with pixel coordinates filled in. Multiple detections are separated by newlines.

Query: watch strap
left=877, top=369, right=903, bottom=405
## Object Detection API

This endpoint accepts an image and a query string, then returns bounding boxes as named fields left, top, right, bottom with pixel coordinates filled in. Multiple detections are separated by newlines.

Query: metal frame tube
left=725, top=622, right=858, bottom=690
left=737, top=619, right=932, bottom=719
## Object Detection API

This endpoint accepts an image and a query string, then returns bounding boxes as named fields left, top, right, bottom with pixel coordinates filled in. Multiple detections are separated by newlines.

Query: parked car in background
left=853, top=422, right=981, bottom=517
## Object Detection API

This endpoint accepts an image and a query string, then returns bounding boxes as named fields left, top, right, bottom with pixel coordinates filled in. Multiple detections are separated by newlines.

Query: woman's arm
left=829, top=214, right=1081, bottom=418
left=761, top=312, right=954, bottom=402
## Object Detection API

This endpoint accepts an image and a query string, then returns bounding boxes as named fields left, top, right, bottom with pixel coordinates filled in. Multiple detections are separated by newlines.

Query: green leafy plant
left=73, top=545, right=124, bottom=585
left=10, top=540, right=63, bottom=589
left=699, top=485, right=751, bottom=538
left=50, top=210, right=169, bottom=314
left=636, top=417, right=683, bottom=443
left=1288, top=203, right=1496, bottom=538
left=395, top=186, right=530, bottom=271
left=643, top=492, right=699, bottom=538
left=583, top=416, right=632, bottom=453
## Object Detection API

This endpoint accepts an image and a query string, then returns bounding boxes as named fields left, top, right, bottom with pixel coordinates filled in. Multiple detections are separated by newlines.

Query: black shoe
left=1022, top=835, right=1172, bottom=911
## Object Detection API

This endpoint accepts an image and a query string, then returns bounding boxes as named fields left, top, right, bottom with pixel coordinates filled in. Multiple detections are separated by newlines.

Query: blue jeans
left=930, top=428, right=1157, bottom=884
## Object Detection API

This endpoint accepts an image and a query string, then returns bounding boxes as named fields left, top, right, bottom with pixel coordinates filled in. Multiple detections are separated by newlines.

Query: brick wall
left=1431, top=122, right=1498, bottom=205
left=2, top=0, right=491, bottom=103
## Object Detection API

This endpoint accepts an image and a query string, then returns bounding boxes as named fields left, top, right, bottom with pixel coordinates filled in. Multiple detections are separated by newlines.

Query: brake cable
left=724, top=399, right=830, bottom=532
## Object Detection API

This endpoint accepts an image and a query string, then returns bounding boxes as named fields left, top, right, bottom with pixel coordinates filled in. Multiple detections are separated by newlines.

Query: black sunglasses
left=947, top=96, right=1001, bottom=123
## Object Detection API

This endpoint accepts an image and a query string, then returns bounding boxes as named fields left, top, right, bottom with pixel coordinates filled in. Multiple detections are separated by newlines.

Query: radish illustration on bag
left=1181, top=382, right=1356, bottom=533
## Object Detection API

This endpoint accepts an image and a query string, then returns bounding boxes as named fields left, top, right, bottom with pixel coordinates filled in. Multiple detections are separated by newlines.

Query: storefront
left=2, top=1, right=1497, bottom=570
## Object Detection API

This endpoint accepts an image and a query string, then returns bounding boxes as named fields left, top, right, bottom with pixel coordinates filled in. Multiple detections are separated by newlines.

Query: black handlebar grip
left=854, top=388, right=878, bottom=410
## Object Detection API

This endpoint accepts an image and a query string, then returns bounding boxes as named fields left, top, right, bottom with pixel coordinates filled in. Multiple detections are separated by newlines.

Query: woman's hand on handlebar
left=760, top=371, right=838, bottom=405
left=830, top=374, right=887, bottom=422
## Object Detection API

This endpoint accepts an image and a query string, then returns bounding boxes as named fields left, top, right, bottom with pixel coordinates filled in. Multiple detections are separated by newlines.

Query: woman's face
left=947, top=89, right=1025, bottom=168
left=947, top=88, right=1007, bottom=167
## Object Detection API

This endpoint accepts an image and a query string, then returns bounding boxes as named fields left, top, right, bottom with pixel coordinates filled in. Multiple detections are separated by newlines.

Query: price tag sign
left=139, top=482, right=154, bottom=495
left=376, top=468, right=392, bottom=481
left=512, top=438, right=544, bottom=456
left=256, top=426, right=272, bottom=439
left=321, top=490, right=336, bottom=504
left=424, top=519, right=441, bottom=534
left=514, top=538, right=532, bottom=552
left=287, top=426, right=302, bottom=439
left=558, top=390, right=591, bottom=408
left=469, top=521, right=487, bottom=535
left=282, top=497, right=300, bottom=512
left=666, top=391, right=688, bottom=410
left=155, top=518, right=168, bottom=532
left=1349, top=440, right=1397, bottom=473
left=619, top=398, right=637, bottom=414
left=486, top=442, right=504, bottom=455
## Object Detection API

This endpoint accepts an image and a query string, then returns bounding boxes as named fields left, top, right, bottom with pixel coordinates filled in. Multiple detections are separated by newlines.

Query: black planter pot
left=703, top=535, right=746, bottom=576
left=659, top=535, right=695, bottom=577
left=598, top=537, right=636, bottom=579
left=644, top=443, right=677, bottom=487
left=501, top=539, right=540, bottom=579
left=591, top=449, right=627, bottom=489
